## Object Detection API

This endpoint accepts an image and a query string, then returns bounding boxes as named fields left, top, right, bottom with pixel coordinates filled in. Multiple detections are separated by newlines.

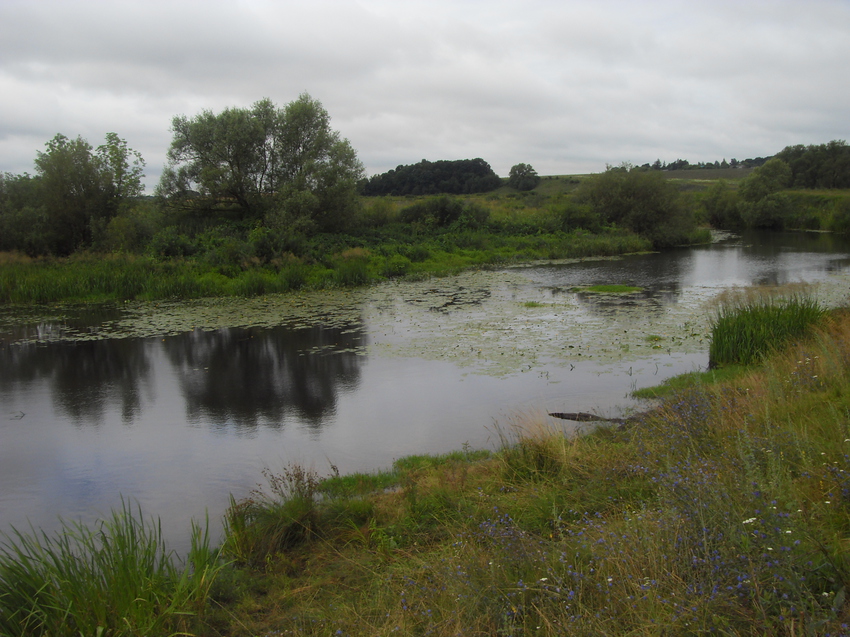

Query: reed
left=0, top=501, right=223, bottom=637
left=709, top=294, right=827, bottom=367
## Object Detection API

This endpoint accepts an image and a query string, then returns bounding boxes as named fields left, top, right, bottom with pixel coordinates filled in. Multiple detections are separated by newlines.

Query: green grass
left=0, top=500, right=223, bottom=637
left=632, top=364, right=748, bottom=399
left=708, top=293, right=827, bottom=367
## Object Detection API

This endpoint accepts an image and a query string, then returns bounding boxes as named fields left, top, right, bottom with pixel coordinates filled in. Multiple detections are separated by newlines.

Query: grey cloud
left=1, top=0, right=848, bottom=189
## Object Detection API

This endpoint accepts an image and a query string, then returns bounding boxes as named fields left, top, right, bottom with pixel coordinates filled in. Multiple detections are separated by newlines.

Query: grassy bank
left=4, top=297, right=850, bottom=635
left=0, top=227, right=652, bottom=304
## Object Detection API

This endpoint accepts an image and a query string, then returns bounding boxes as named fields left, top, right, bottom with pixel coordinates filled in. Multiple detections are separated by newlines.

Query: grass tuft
left=0, top=500, right=223, bottom=637
left=709, top=292, right=827, bottom=367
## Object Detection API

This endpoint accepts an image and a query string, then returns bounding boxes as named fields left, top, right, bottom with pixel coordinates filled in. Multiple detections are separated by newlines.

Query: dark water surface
left=1, top=231, right=849, bottom=551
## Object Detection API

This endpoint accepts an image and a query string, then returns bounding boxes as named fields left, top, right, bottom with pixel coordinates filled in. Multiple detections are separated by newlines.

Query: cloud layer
left=2, top=0, right=849, bottom=190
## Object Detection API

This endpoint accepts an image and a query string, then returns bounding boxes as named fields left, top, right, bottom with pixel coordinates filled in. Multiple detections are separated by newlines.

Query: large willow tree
left=158, top=94, right=364, bottom=233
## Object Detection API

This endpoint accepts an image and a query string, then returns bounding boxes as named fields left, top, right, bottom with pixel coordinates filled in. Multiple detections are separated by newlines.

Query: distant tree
left=737, top=158, right=793, bottom=229
left=775, top=140, right=850, bottom=189
left=159, top=94, right=364, bottom=233
left=666, top=159, right=691, bottom=171
left=576, top=166, right=695, bottom=248
left=361, top=158, right=501, bottom=196
left=507, top=163, right=541, bottom=191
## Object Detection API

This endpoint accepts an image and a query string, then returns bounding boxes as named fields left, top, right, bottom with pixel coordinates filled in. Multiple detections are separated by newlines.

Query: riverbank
left=3, top=300, right=850, bottom=635
left=206, top=304, right=850, bottom=636
left=0, top=227, right=654, bottom=304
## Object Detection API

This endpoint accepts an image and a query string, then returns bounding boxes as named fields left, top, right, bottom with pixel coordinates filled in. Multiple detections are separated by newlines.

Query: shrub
left=576, top=167, right=696, bottom=248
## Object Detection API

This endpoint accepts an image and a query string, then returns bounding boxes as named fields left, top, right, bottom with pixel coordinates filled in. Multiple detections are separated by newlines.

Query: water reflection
left=0, top=322, right=367, bottom=432
left=164, top=324, right=365, bottom=430
left=0, top=339, right=153, bottom=425
left=524, top=231, right=850, bottom=317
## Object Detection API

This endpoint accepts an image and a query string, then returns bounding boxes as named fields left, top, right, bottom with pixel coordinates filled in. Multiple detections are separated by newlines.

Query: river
left=1, top=230, right=849, bottom=552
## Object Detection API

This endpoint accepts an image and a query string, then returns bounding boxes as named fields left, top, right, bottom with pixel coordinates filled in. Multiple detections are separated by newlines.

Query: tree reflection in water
left=0, top=322, right=366, bottom=432
left=0, top=338, right=153, bottom=425
left=164, top=324, right=365, bottom=431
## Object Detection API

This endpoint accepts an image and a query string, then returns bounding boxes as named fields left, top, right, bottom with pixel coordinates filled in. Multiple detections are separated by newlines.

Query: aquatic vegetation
left=571, top=284, right=643, bottom=294
left=709, top=293, right=827, bottom=367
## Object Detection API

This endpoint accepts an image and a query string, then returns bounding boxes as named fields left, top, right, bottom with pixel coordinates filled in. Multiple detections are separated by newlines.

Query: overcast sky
left=1, top=0, right=849, bottom=191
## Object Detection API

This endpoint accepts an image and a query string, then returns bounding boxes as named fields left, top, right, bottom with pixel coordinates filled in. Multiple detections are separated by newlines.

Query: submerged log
left=548, top=410, right=650, bottom=429
left=548, top=412, right=609, bottom=422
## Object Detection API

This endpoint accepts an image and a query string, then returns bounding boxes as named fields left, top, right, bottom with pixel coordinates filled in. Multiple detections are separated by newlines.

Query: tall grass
left=0, top=501, right=223, bottom=637
left=709, top=293, right=827, bottom=367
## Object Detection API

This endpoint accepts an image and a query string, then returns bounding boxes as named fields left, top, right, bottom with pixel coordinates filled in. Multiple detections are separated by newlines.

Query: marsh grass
left=0, top=226, right=653, bottom=304
left=709, top=292, right=827, bottom=367
left=207, top=307, right=850, bottom=635
left=0, top=500, right=223, bottom=637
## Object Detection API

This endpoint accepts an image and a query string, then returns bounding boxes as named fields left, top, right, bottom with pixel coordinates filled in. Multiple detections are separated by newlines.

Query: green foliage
left=0, top=501, right=222, bottom=637
left=554, top=201, right=603, bottom=233
left=0, top=133, right=145, bottom=256
left=576, top=165, right=696, bottom=248
left=738, top=191, right=792, bottom=229
left=701, top=179, right=742, bottom=228
left=829, top=198, right=850, bottom=235
left=159, top=94, right=364, bottom=233
left=775, top=140, right=850, bottom=189
left=709, top=295, right=827, bottom=367
left=507, top=163, right=541, bottom=191
left=399, top=195, right=490, bottom=228
left=362, top=158, right=501, bottom=196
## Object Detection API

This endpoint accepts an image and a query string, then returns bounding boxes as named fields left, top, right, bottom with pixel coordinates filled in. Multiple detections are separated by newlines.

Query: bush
left=148, top=227, right=196, bottom=258
left=555, top=201, right=603, bottom=233
left=702, top=180, right=742, bottom=229
left=738, top=192, right=792, bottom=229
left=576, top=167, right=696, bottom=248
left=829, top=199, right=850, bottom=236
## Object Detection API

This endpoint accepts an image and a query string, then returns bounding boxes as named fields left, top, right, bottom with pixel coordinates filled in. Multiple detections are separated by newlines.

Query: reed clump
left=709, top=291, right=827, bottom=367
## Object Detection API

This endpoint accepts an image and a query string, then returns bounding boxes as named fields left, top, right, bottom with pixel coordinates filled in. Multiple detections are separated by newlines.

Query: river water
left=1, top=231, right=849, bottom=551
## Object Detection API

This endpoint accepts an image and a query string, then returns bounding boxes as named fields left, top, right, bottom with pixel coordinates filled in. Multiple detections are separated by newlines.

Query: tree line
left=2, top=91, right=849, bottom=263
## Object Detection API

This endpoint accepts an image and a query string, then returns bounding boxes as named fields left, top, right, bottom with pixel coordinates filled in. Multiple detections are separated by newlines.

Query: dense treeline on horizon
left=360, top=158, right=502, bottom=196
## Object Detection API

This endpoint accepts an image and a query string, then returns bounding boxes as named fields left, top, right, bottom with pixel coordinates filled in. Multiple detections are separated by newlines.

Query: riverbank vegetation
left=4, top=296, right=850, bottom=635
left=15, top=99, right=850, bottom=305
